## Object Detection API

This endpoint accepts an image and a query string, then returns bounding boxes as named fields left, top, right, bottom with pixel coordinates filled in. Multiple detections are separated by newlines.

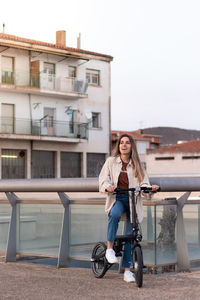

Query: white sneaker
left=124, top=271, right=135, bottom=283
left=105, top=249, right=118, bottom=264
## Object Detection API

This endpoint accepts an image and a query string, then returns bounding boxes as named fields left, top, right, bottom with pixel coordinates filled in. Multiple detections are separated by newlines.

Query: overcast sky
left=1, top=0, right=200, bottom=131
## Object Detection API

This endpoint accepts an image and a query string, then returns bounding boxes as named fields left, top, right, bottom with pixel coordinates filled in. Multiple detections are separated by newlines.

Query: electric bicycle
left=91, top=186, right=154, bottom=288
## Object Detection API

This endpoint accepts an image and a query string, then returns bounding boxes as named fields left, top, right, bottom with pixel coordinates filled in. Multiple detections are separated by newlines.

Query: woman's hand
left=151, top=185, right=160, bottom=191
left=106, top=186, right=115, bottom=193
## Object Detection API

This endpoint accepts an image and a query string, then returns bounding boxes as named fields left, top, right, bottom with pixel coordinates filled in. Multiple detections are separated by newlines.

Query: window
left=43, top=63, right=55, bottom=90
left=182, top=156, right=200, bottom=159
left=86, top=69, right=100, bottom=85
left=1, top=56, right=14, bottom=84
left=137, top=142, right=147, bottom=154
left=2, top=149, right=26, bottom=179
left=142, top=162, right=146, bottom=169
left=150, top=144, right=156, bottom=149
left=31, top=150, right=55, bottom=178
left=87, top=153, right=105, bottom=177
left=43, top=63, right=55, bottom=81
left=69, top=66, right=76, bottom=78
left=155, top=157, right=174, bottom=160
left=61, top=152, right=81, bottom=177
left=92, top=112, right=100, bottom=128
left=42, top=108, right=55, bottom=136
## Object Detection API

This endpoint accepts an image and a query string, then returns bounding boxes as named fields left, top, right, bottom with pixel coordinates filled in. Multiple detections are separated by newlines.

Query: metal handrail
left=0, top=176, right=200, bottom=272
left=0, top=176, right=199, bottom=192
left=0, top=117, right=88, bottom=139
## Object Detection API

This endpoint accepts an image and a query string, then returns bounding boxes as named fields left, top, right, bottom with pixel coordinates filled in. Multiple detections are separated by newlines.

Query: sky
left=1, top=0, right=200, bottom=131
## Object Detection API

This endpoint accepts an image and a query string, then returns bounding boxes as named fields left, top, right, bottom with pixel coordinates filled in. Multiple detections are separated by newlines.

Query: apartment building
left=112, top=129, right=161, bottom=168
left=146, top=140, right=200, bottom=175
left=0, top=31, right=113, bottom=179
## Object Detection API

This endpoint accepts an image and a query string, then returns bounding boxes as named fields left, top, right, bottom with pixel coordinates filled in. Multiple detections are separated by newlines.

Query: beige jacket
left=99, top=156, right=150, bottom=223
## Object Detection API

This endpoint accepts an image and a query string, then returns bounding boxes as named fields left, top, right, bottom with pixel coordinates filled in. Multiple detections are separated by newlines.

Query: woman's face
left=119, top=136, right=132, bottom=156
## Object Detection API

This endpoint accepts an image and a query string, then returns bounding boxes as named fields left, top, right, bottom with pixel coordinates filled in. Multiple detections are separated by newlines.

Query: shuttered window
left=2, top=149, right=26, bottom=179
left=2, top=56, right=13, bottom=72
left=61, top=152, right=81, bottom=178
left=31, top=150, right=55, bottom=178
left=87, top=153, right=105, bottom=177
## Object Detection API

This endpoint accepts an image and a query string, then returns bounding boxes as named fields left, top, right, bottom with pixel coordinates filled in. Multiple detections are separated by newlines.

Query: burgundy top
left=117, top=160, right=129, bottom=189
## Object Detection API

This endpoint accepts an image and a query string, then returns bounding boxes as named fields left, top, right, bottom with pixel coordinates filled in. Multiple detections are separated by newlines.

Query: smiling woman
left=99, top=133, right=159, bottom=283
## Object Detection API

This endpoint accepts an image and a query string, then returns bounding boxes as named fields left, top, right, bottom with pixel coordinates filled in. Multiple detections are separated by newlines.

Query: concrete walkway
left=0, top=261, right=200, bottom=300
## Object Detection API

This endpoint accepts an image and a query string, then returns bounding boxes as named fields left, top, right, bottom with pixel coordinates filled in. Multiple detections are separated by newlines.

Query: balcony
left=0, top=71, right=88, bottom=99
left=0, top=117, right=88, bottom=140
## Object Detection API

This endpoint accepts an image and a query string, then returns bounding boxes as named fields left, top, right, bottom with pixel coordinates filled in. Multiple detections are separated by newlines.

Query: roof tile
left=148, top=139, right=200, bottom=153
left=0, top=33, right=113, bottom=59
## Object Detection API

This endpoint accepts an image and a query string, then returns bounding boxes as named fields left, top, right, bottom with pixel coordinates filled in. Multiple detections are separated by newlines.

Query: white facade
left=147, top=151, right=200, bottom=175
left=0, top=32, right=112, bottom=179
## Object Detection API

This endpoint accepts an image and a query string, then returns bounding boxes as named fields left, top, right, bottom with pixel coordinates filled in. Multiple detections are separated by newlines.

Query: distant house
left=112, top=129, right=161, bottom=168
left=146, top=139, right=200, bottom=175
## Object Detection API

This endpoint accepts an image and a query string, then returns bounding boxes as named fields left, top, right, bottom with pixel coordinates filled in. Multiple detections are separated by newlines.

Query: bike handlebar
left=105, top=186, right=160, bottom=193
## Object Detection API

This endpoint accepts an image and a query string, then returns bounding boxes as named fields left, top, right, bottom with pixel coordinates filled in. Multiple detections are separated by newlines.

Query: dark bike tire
left=91, top=242, right=108, bottom=278
left=134, top=246, right=143, bottom=288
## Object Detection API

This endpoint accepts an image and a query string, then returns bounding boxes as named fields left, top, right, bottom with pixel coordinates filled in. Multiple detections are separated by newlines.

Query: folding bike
left=91, top=186, right=154, bottom=288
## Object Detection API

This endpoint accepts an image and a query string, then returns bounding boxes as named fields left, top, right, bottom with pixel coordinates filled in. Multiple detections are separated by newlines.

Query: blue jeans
left=107, top=192, right=132, bottom=268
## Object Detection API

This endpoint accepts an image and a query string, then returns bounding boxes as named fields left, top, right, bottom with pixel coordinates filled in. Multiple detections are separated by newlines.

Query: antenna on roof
left=77, top=33, right=81, bottom=49
left=3, top=23, right=5, bottom=33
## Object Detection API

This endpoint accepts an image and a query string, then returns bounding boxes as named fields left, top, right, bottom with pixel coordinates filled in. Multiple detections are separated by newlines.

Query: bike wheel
left=134, top=246, right=143, bottom=287
left=91, top=242, right=108, bottom=278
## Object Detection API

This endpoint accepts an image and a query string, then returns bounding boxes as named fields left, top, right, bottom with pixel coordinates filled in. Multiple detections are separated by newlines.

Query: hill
left=142, top=127, right=200, bottom=145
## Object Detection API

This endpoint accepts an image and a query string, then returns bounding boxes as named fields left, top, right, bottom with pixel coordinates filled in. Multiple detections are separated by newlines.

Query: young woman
left=99, top=134, right=159, bottom=283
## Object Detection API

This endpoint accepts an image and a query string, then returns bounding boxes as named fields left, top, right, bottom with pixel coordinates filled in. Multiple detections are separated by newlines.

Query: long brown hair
left=113, top=134, right=145, bottom=183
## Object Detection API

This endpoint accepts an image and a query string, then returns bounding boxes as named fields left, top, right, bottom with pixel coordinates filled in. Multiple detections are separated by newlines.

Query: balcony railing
left=0, top=117, right=88, bottom=139
left=1, top=71, right=88, bottom=95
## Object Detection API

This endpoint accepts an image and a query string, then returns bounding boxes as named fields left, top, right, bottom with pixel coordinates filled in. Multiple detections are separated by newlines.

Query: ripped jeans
left=107, top=192, right=132, bottom=268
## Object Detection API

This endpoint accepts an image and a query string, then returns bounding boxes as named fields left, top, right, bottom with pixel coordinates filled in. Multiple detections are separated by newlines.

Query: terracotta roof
left=112, top=130, right=143, bottom=139
left=0, top=33, right=113, bottom=60
left=148, top=139, right=200, bottom=154
left=112, top=130, right=160, bottom=141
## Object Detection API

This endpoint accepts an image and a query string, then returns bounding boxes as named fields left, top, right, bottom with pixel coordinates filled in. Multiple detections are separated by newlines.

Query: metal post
left=5, top=192, right=19, bottom=262
left=57, top=192, right=70, bottom=268
left=176, top=192, right=191, bottom=272
left=154, top=206, right=157, bottom=267
left=198, top=205, right=200, bottom=245
left=147, top=206, right=153, bottom=241
left=118, top=221, right=126, bottom=273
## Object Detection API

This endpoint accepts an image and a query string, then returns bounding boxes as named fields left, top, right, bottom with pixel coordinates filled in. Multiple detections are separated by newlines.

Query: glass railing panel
left=0, top=117, right=14, bottom=134
left=69, top=204, right=124, bottom=259
left=141, top=205, right=156, bottom=265
left=0, top=118, right=88, bottom=139
left=183, top=204, right=200, bottom=265
left=53, top=121, right=75, bottom=138
left=17, top=204, right=64, bottom=256
left=1, top=70, right=88, bottom=94
left=15, top=71, right=30, bottom=87
left=0, top=204, right=12, bottom=252
left=15, top=119, right=32, bottom=134
left=154, top=205, right=177, bottom=265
